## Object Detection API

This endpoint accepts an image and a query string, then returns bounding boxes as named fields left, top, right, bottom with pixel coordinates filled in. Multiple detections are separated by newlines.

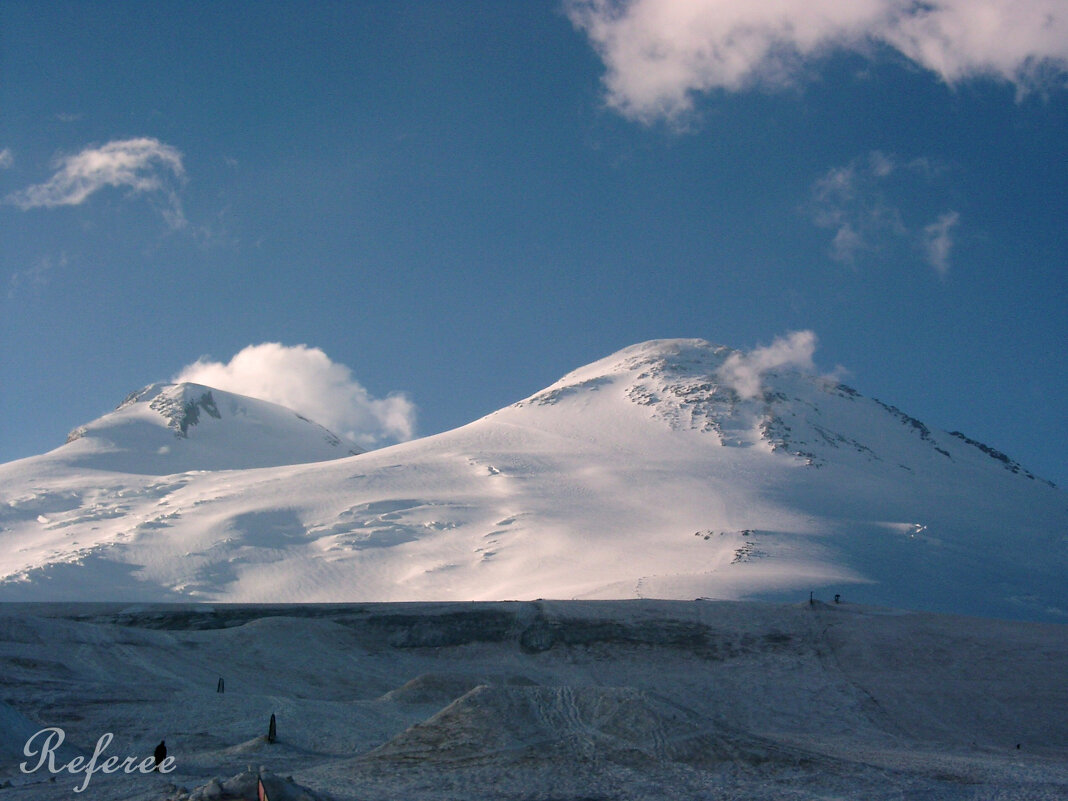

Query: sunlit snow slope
left=40, top=382, right=360, bottom=474
left=1, top=340, right=1064, bottom=620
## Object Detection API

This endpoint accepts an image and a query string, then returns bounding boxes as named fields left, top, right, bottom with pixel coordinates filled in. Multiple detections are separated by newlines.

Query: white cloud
left=566, top=0, right=1068, bottom=122
left=0, top=148, right=12, bottom=169
left=809, top=152, right=957, bottom=274
left=868, top=150, right=895, bottom=178
left=922, top=211, right=960, bottom=276
left=173, top=343, right=416, bottom=449
left=7, top=253, right=65, bottom=300
left=810, top=155, right=897, bottom=265
left=716, top=330, right=817, bottom=399
left=880, top=0, right=1068, bottom=92
left=830, top=223, right=867, bottom=265
left=6, top=138, right=186, bottom=227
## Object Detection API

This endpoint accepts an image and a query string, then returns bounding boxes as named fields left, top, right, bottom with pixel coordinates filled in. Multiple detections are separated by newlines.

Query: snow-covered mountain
left=1, top=339, right=1064, bottom=620
left=42, top=382, right=360, bottom=474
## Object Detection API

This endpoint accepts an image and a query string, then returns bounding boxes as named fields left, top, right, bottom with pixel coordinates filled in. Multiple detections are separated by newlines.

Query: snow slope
left=0, top=340, right=1064, bottom=620
left=55, top=382, right=361, bottom=474
left=1, top=601, right=1066, bottom=800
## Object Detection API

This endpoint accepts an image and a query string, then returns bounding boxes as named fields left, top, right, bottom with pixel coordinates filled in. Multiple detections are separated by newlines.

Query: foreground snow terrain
left=1, top=339, right=1065, bottom=621
left=0, top=600, right=1065, bottom=801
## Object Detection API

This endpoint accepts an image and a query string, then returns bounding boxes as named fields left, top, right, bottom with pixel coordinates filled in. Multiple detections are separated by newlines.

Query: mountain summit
left=521, top=338, right=1050, bottom=482
left=0, top=340, right=1063, bottom=619
left=57, top=382, right=360, bottom=474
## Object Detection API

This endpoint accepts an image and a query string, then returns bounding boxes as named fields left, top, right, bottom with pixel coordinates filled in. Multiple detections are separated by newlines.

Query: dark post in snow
left=268, top=713, right=277, bottom=744
left=217, top=677, right=224, bottom=693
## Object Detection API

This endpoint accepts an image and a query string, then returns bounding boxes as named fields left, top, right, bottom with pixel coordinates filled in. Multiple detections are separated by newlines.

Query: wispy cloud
left=810, top=153, right=905, bottom=265
left=922, top=211, right=960, bottom=277
left=808, top=152, right=960, bottom=274
left=6, top=253, right=66, bottom=300
left=5, top=138, right=186, bottom=228
left=717, top=330, right=818, bottom=399
left=567, top=0, right=1068, bottom=122
left=174, top=343, right=417, bottom=449
left=0, top=148, right=12, bottom=169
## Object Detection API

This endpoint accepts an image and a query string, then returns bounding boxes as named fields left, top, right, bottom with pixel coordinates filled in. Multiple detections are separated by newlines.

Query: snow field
left=0, top=599, right=1066, bottom=800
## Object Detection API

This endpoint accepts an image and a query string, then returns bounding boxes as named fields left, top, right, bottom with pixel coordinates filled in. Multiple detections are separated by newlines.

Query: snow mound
left=367, top=684, right=802, bottom=770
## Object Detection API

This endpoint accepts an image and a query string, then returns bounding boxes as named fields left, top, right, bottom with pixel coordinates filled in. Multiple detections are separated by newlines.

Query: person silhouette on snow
left=153, top=740, right=167, bottom=771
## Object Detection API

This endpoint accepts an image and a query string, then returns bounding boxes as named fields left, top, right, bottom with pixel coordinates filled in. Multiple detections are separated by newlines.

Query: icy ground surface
left=0, top=599, right=1065, bottom=800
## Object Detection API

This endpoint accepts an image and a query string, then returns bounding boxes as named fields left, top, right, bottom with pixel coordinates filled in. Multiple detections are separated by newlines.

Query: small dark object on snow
left=834, top=594, right=841, bottom=604
left=153, top=740, right=166, bottom=771
left=268, top=713, right=277, bottom=744
left=217, top=676, right=224, bottom=693
left=809, top=591, right=814, bottom=606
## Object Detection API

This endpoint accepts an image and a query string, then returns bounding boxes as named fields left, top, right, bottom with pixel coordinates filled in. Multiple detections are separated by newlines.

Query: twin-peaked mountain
left=1, top=340, right=1063, bottom=620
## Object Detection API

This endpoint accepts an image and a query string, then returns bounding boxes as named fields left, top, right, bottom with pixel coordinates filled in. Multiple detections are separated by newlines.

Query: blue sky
left=2, top=1, right=1066, bottom=485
